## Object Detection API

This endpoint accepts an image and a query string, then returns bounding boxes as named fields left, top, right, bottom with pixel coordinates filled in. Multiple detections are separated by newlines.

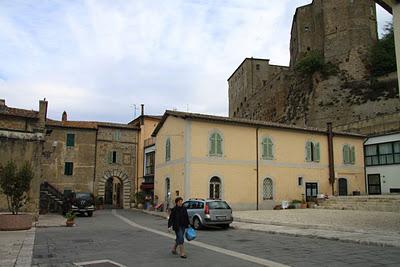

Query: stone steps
left=318, top=195, right=400, bottom=212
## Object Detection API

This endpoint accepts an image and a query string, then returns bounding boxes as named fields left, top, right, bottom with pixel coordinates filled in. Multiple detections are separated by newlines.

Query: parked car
left=70, top=192, right=95, bottom=217
left=183, top=198, right=233, bottom=230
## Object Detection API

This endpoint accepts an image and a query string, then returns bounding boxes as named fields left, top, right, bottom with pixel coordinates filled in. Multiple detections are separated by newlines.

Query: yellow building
left=153, top=110, right=366, bottom=211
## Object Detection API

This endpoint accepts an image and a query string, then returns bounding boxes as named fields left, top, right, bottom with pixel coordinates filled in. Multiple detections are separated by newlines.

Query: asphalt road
left=32, top=209, right=400, bottom=267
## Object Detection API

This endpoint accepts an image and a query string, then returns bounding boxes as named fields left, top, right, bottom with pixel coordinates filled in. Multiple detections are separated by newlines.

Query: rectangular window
left=145, top=152, right=155, bottom=175
left=112, top=151, right=117, bottom=163
left=64, top=162, right=73, bottom=176
left=365, top=142, right=400, bottom=166
left=306, top=141, right=320, bottom=162
left=66, top=134, right=75, bottom=147
left=256, top=64, right=260, bottom=70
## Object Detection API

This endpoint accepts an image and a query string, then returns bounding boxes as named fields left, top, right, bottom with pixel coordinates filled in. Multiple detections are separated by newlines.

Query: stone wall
left=0, top=135, right=43, bottom=212
left=95, top=127, right=137, bottom=209
left=41, top=126, right=97, bottom=194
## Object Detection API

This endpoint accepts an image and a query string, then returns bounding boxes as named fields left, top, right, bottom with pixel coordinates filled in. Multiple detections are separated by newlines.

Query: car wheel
left=87, top=211, right=93, bottom=217
left=193, top=217, right=202, bottom=230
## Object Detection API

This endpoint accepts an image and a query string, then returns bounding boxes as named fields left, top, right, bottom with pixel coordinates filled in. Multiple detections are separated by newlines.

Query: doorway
left=368, top=174, right=381, bottom=195
left=338, top=178, right=348, bottom=196
left=305, top=182, right=318, bottom=202
left=104, top=177, right=123, bottom=208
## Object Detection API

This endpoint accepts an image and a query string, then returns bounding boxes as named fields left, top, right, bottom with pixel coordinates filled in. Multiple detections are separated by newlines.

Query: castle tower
left=290, top=0, right=378, bottom=80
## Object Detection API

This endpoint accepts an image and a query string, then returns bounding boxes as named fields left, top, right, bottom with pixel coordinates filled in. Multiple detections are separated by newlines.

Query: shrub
left=134, top=191, right=146, bottom=204
left=295, top=51, right=338, bottom=77
left=369, top=23, right=396, bottom=76
left=0, top=161, right=34, bottom=215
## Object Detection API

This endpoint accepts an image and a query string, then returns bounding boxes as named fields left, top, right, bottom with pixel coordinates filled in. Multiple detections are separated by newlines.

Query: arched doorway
left=97, top=169, right=131, bottom=209
left=338, top=178, right=348, bottom=196
left=209, top=176, right=221, bottom=199
left=104, top=177, right=123, bottom=209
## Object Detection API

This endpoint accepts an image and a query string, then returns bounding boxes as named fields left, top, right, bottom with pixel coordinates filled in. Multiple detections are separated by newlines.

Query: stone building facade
left=228, top=0, right=399, bottom=136
left=0, top=100, right=139, bottom=212
left=0, top=99, right=47, bottom=212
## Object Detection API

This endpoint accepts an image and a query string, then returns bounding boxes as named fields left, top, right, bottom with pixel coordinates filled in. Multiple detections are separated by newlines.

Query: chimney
left=0, top=99, right=5, bottom=107
left=62, top=111, right=68, bottom=122
left=39, top=99, right=48, bottom=130
left=140, top=104, right=144, bottom=126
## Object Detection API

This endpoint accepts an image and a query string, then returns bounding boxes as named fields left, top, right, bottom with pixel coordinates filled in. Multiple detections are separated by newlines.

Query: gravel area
left=233, top=209, right=400, bottom=234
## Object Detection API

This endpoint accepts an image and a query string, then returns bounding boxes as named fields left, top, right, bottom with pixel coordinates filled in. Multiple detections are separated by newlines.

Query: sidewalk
left=141, top=209, right=400, bottom=248
left=0, top=214, right=65, bottom=267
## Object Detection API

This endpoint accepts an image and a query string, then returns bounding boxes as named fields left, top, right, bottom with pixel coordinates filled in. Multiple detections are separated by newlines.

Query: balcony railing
left=144, top=137, right=156, bottom=147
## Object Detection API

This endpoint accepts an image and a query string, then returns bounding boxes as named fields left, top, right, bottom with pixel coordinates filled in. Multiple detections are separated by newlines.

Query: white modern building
left=365, top=132, right=400, bottom=194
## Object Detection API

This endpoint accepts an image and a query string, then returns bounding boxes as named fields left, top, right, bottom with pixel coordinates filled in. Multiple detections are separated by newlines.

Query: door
left=368, top=174, right=381, bottom=195
left=305, top=183, right=318, bottom=202
left=104, top=178, right=113, bottom=206
left=338, top=178, right=348, bottom=196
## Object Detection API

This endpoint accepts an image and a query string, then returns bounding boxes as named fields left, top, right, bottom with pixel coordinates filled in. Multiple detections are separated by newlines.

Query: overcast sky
left=0, top=1, right=393, bottom=123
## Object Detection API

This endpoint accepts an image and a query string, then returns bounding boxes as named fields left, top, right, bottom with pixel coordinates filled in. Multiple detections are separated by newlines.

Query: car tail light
left=204, top=203, right=209, bottom=214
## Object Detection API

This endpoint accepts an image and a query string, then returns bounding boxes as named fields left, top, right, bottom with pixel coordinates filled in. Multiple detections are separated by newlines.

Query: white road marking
left=113, top=210, right=290, bottom=267
left=74, top=259, right=126, bottom=267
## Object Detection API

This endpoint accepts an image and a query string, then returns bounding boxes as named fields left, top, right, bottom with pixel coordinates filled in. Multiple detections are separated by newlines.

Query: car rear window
left=208, top=201, right=230, bottom=209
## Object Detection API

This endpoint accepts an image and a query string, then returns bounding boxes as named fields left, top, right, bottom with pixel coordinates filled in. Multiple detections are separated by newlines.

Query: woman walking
left=168, top=197, right=190, bottom=258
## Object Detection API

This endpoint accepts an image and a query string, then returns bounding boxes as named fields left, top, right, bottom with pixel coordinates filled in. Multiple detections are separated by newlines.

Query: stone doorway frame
left=97, top=169, right=131, bottom=209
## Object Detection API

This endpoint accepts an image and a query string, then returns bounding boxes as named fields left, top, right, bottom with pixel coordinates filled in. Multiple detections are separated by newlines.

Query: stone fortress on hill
left=228, top=0, right=399, bottom=135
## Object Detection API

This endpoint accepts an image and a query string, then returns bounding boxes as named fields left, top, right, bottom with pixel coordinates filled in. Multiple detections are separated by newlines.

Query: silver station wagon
left=183, top=198, right=233, bottom=229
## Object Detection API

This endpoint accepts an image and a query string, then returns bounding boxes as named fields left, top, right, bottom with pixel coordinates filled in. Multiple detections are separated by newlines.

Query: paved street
left=32, top=209, right=400, bottom=267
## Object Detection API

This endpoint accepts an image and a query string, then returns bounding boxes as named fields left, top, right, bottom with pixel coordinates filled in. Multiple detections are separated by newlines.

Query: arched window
left=209, top=176, right=221, bottom=199
left=209, top=132, right=223, bottom=156
left=263, top=178, right=273, bottom=200
left=262, top=137, right=274, bottom=160
left=165, top=138, right=171, bottom=162
left=305, top=141, right=320, bottom=162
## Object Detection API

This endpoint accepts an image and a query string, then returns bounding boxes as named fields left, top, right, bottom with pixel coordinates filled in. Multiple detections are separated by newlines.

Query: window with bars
left=165, top=138, right=171, bottom=162
left=209, top=132, right=223, bottom=157
left=305, top=141, right=320, bottom=162
left=263, top=178, right=273, bottom=200
left=365, top=141, right=400, bottom=166
left=209, top=176, right=221, bottom=199
left=64, top=162, right=73, bottom=176
left=262, top=137, right=274, bottom=160
left=343, top=144, right=356, bottom=164
left=66, top=133, right=75, bottom=147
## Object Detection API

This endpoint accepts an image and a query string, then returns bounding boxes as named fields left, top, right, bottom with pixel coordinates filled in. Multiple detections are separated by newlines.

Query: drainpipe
left=363, top=138, right=368, bottom=195
left=256, top=127, right=259, bottom=210
left=327, top=122, right=335, bottom=195
left=93, top=129, right=98, bottom=195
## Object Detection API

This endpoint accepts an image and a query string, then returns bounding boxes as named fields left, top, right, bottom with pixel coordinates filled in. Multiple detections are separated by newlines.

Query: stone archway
left=97, top=169, right=131, bottom=209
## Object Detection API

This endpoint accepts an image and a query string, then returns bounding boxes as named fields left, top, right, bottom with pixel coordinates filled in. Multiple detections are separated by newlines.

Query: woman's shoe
left=180, top=255, right=187, bottom=259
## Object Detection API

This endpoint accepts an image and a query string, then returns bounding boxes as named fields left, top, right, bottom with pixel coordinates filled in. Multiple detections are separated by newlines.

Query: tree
left=0, top=161, right=34, bottom=214
left=369, top=23, right=396, bottom=76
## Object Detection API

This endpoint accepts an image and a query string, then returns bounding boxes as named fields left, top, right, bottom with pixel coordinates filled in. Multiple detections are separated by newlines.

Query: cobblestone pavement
left=233, top=209, right=400, bottom=233
left=0, top=228, right=35, bottom=267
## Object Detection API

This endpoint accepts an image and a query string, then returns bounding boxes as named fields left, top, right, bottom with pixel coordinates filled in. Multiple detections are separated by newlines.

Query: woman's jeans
left=175, top=227, right=185, bottom=245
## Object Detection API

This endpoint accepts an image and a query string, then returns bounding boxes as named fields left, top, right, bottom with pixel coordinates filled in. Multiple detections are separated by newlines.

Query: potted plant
left=0, top=161, right=34, bottom=231
left=300, top=194, right=307, bottom=209
left=65, top=211, right=76, bottom=227
left=95, top=196, right=104, bottom=210
left=291, top=199, right=302, bottom=209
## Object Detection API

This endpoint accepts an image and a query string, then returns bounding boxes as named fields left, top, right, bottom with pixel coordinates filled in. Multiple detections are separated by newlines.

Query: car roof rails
left=188, top=198, right=205, bottom=201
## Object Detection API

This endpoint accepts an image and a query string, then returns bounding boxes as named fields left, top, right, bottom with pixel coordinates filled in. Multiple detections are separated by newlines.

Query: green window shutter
left=267, top=138, right=273, bottom=159
left=305, top=142, right=312, bottom=162
left=216, top=134, right=222, bottom=155
left=262, top=139, right=267, bottom=159
left=314, top=142, right=320, bottom=162
left=108, top=151, right=112, bottom=164
left=66, top=134, right=75, bottom=147
left=209, top=134, right=216, bottom=155
left=351, top=146, right=356, bottom=164
left=166, top=139, right=171, bottom=161
left=343, top=145, right=348, bottom=164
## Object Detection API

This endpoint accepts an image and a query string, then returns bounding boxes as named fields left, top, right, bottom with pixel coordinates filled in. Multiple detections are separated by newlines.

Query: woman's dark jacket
left=168, top=206, right=190, bottom=231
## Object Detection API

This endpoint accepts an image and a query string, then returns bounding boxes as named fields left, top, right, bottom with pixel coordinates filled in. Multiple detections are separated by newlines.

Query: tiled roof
left=152, top=110, right=366, bottom=138
left=46, top=119, right=139, bottom=130
left=128, top=115, right=163, bottom=125
left=0, top=106, right=39, bottom=119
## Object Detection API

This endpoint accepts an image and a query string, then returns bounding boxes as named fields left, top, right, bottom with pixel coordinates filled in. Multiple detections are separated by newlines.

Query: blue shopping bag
left=185, top=227, right=197, bottom=241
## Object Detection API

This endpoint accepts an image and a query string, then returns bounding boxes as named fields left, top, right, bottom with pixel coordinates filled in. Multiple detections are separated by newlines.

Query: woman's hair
left=175, top=197, right=183, bottom=204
